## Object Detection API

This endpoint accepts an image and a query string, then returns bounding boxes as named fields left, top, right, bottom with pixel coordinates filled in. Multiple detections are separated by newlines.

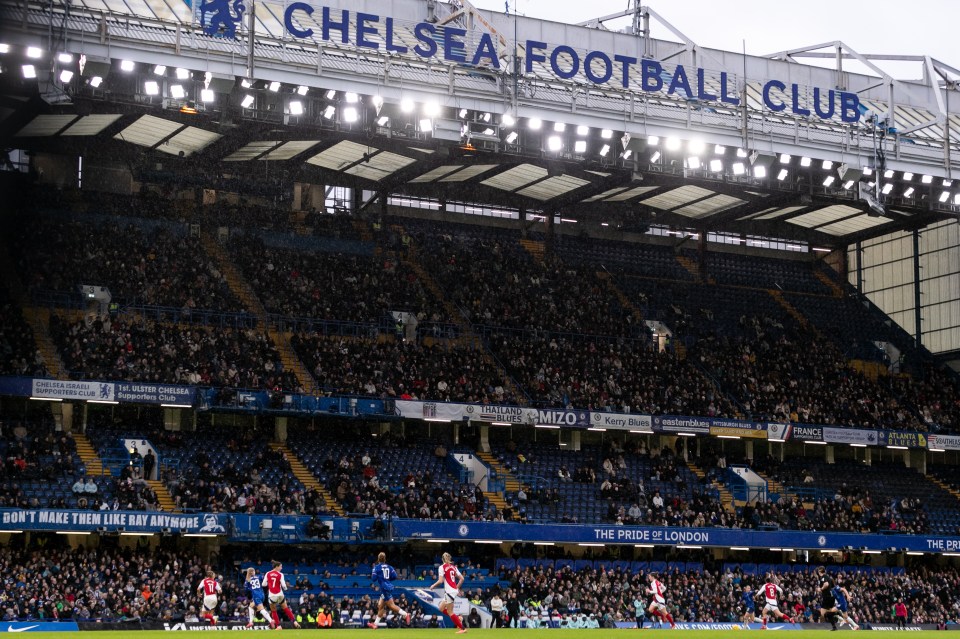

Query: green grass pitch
left=22, top=631, right=946, bottom=638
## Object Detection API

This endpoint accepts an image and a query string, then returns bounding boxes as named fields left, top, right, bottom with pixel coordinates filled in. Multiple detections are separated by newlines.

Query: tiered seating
left=0, top=285, right=46, bottom=377
left=13, top=214, right=243, bottom=312
left=287, top=429, right=491, bottom=520
left=557, top=235, right=694, bottom=281
left=705, top=252, right=833, bottom=294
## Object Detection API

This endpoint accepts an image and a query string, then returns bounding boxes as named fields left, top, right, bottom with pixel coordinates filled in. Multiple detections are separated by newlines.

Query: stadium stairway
left=686, top=461, right=736, bottom=513
left=200, top=231, right=316, bottom=392
left=675, top=254, right=714, bottom=284
left=147, top=480, right=178, bottom=512
left=0, top=245, right=68, bottom=380
left=475, top=451, right=520, bottom=519
left=928, top=476, right=960, bottom=505
left=73, top=432, right=105, bottom=478
left=595, top=271, right=645, bottom=325
left=814, top=269, right=845, bottom=298
left=751, top=469, right=807, bottom=508
left=269, top=443, right=345, bottom=516
left=767, top=290, right=821, bottom=337
left=395, top=226, right=527, bottom=404
left=519, top=238, right=546, bottom=265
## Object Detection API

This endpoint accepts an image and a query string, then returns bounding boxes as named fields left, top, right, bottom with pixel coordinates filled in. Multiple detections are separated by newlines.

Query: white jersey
left=439, top=562, right=463, bottom=597
left=649, top=579, right=666, bottom=605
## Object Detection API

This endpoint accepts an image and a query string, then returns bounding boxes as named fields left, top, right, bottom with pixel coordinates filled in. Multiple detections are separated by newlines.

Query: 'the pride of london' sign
left=275, top=6, right=862, bottom=122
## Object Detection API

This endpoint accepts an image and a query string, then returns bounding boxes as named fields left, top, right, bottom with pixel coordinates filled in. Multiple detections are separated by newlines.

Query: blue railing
left=268, top=313, right=383, bottom=336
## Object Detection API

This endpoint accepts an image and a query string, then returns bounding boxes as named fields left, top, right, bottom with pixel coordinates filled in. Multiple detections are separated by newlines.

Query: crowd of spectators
left=14, top=216, right=243, bottom=314
left=0, top=288, right=47, bottom=378
left=290, top=334, right=516, bottom=404
left=3, top=542, right=957, bottom=627
left=228, top=233, right=446, bottom=325
left=50, top=315, right=299, bottom=391
left=488, top=562, right=960, bottom=626
left=496, top=334, right=732, bottom=415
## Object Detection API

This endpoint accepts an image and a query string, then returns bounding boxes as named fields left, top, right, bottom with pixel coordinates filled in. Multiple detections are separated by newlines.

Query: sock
left=396, top=608, right=407, bottom=617
left=260, top=609, right=273, bottom=624
left=665, top=613, right=675, bottom=625
left=271, top=610, right=280, bottom=626
left=248, top=608, right=255, bottom=624
left=449, top=613, right=464, bottom=630
left=284, top=607, right=296, bottom=622
left=373, top=616, right=381, bottom=625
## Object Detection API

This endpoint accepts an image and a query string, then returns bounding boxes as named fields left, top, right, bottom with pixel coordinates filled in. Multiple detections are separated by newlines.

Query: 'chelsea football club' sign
left=198, top=2, right=862, bottom=123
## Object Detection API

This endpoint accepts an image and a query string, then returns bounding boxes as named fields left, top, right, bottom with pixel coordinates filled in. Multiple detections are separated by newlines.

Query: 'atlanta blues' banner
left=0, top=509, right=228, bottom=535
left=879, top=431, right=928, bottom=448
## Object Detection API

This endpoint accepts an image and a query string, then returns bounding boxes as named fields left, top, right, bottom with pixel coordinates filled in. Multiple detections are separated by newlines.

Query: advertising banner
left=0, top=622, right=79, bottom=632
left=396, top=400, right=469, bottom=421
left=653, top=415, right=711, bottom=434
left=115, top=382, right=195, bottom=406
left=466, top=404, right=526, bottom=424
left=0, top=509, right=228, bottom=535
left=31, top=379, right=114, bottom=401
left=527, top=408, right=590, bottom=427
left=822, top=427, right=880, bottom=446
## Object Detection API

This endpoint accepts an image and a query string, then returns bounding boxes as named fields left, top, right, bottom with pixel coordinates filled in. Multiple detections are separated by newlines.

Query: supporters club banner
left=115, top=382, right=195, bottom=406
left=822, top=427, right=880, bottom=446
left=652, top=415, right=711, bottom=434
left=766, top=423, right=823, bottom=442
left=0, top=509, right=228, bottom=534
left=879, top=430, right=928, bottom=448
left=590, top=411, right=653, bottom=432
left=31, top=378, right=114, bottom=401
left=928, top=433, right=960, bottom=451
left=708, top=420, right=767, bottom=439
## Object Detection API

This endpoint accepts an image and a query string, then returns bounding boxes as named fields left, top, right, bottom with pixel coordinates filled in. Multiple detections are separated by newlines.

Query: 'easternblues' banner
left=31, top=378, right=114, bottom=401
left=653, top=415, right=713, bottom=434
left=115, top=382, right=195, bottom=406
left=0, top=509, right=228, bottom=534
left=822, top=427, right=880, bottom=446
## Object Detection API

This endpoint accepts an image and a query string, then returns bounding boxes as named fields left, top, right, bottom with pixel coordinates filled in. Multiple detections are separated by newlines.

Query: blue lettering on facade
left=270, top=5, right=858, bottom=123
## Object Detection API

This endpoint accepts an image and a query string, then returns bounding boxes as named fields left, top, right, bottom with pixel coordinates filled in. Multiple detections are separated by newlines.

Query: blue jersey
left=832, top=587, right=848, bottom=611
left=245, top=574, right=265, bottom=605
left=742, top=591, right=755, bottom=612
left=372, top=562, right=398, bottom=592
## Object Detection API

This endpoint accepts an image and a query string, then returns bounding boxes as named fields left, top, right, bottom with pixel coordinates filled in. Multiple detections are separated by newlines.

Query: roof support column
left=913, top=228, right=922, bottom=350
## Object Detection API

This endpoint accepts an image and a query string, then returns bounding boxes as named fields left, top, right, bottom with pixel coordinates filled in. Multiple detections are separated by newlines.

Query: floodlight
left=343, top=106, right=358, bottom=122
left=458, top=108, right=468, bottom=118
left=903, top=187, right=914, bottom=198
left=501, top=114, right=515, bottom=127
left=576, top=125, right=589, bottom=135
left=779, top=153, right=791, bottom=163
left=200, top=89, right=215, bottom=102
left=240, top=94, right=254, bottom=108
left=650, top=151, right=661, bottom=163
left=144, top=80, right=159, bottom=95
left=26, top=46, right=42, bottom=58
left=153, top=65, right=166, bottom=75
left=325, top=89, right=336, bottom=99
left=710, top=159, right=723, bottom=172
left=881, top=183, right=893, bottom=194
left=120, top=60, right=135, bottom=71
left=599, top=144, right=610, bottom=156
left=419, top=118, right=433, bottom=132
left=506, top=132, right=518, bottom=144
left=58, top=53, right=73, bottom=63
left=736, top=148, right=748, bottom=157
left=21, top=65, right=36, bottom=79
left=345, top=92, right=358, bottom=103
left=424, top=101, right=440, bottom=116
left=376, top=116, right=389, bottom=126
left=664, top=137, right=681, bottom=151
left=240, top=79, right=252, bottom=88
left=322, top=105, right=336, bottom=119
left=170, top=84, right=185, bottom=99
left=175, top=67, right=189, bottom=80
left=921, top=175, right=932, bottom=184
left=823, top=176, right=835, bottom=186
left=777, top=169, right=788, bottom=181
left=553, top=122, right=565, bottom=132
left=714, top=145, right=726, bottom=154
left=688, top=139, right=705, bottom=154
left=647, top=135, right=659, bottom=145
left=59, top=70, right=73, bottom=83
left=843, top=180, right=855, bottom=190
left=268, top=81, right=280, bottom=92
left=90, top=76, right=103, bottom=87
left=902, top=172, right=913, bottom=181
left=400, top=98, right=414, bottom=113
left=822, top=160, right=833, bottom=170
left=600, top=129, right=613, bottom=139
left=528, top=118, right=542, bottom=130
left=296, top=85, right=308, bottom=96
left=884, top=169, right=894, bottom=178
left=800, top=157, right=811, bottom=167
left=289, top=100, right=303, bottom=115
left=754, top=166, right=767, bottom=178
left=574, top=140, right=587, bottom=153
left=686, top=156, right=701, bottom=169
left=547, top=135, right=562, bottom=151
left=939, top=191, right=950, bottom=203
left=0, top=44, right=10, bottom=53
left=732, top=162, right=745, bottom=175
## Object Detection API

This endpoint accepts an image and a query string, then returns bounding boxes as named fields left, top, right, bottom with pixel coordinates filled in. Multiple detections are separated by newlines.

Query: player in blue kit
left=369, top=552, right=411, bottom=629
left=244, top=567, right=276, bottom=629
left=832, top=577, right=860, bottom=630
left=741, top=584, right=756, bottom=628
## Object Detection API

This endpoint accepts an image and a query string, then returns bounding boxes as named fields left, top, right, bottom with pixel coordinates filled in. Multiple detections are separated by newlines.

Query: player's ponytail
left=442, top=552, right=452, bottom=564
